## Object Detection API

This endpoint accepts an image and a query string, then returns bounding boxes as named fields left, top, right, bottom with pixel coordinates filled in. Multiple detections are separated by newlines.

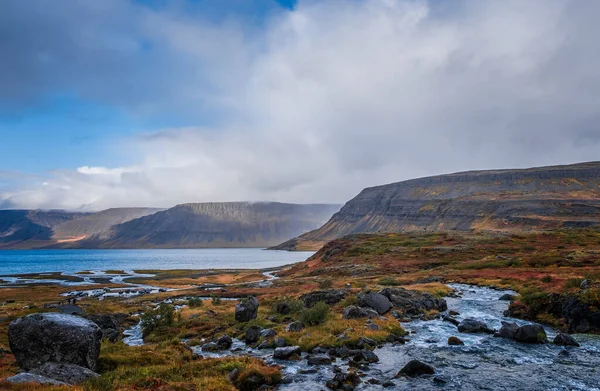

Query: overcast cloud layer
left=1, top=0, right=600, bottom=211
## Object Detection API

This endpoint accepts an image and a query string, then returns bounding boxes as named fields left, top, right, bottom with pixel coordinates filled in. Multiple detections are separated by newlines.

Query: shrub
left=211, top=295, right=222, bottom=305
left=299, top=301, right=329, bottom=326
left=379, top=277, right=401, bottom=286
left=188, top=298, right=204, bottom=308
left=541, top=275, right=553, bottom=283
left=565, top=278, right=584, bottom=289
left=140, top=304, right=175, bottom=337
left=318, top=279, right=333, bottom=289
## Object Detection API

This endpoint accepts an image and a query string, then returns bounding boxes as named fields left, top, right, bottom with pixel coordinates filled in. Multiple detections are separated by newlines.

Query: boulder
left=457, top=318, right=495, bottom=334
left=286, top=321, right=305, bottom=332
left=202, top=342, right=219, bottom=352
left=235, top=297, right=259, bottom=322
left=355, top=337, right=377, bottom=349
left=442, top=314, right=460, bottom=326
left=8, top=313, right=102, bottom=371
left=245, top=326, right=263, bottom=344
left=448, top=336, right=464, bottom=346
left=554, top=333, right=580, bottom=347
left=300, top=290, right=346, bottom=308
left=494, top=321, right=519, bottom=339
left=276, top=302, right=291, bottom=315
left=499, top=293, right=517, bottom=301
left=357, top=292, right=393, bottom=315
left=30, top=362, right=99, bottom=385
left=260, top=329, right=277, bottom=339
left=396, top=360, right=435, bottom=377
left=352, top=349, right=379, bottom=363
left=6, top=373, right=68, bottom=386
left=273, top=346, right=301, bottom=360
left=514, top=324, right=548, bottom=344
left=379, top=288, right=447, bottom=314
left=342, top=306, right=378, bottom=320
left=274, top=337, right=287, bottom=347
left=307, top=354, right=333, bottom=365
left=326, top=371, right=361, bottom=390
left=217, top=335, right=233, bottom=350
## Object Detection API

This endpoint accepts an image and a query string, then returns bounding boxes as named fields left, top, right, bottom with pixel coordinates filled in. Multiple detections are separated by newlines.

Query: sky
left=1, top=0, right=599, bottom=211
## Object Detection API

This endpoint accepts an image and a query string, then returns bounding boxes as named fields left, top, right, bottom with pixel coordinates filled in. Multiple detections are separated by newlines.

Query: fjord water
left=0, top=248, right=314, bottom=275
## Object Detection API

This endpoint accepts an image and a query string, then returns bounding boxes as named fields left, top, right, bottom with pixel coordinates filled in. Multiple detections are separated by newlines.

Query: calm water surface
left=0, top=249, right=314, bottom=275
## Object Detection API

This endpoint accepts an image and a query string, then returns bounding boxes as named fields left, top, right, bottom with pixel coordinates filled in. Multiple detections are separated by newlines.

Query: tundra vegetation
left=1, top=229, right=599, bottom=389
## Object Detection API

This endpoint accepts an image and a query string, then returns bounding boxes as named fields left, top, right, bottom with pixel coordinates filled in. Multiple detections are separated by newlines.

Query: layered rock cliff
left=274, top=162, right=600, bottom=250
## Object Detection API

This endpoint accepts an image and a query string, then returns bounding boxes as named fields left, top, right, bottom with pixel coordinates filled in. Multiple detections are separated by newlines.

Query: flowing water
left=187, top=284, right=600, bottom=391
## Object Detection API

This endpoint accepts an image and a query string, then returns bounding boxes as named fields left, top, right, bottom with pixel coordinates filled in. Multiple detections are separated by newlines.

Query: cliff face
left=274, top=162, right=600, bottom=250
left=89, top=202, right=341, bottom=248
left=0, top=203, right=340, bottom=249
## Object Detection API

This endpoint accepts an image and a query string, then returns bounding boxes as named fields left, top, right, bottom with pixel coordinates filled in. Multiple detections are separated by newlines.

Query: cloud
left=2, top=0, right=600, bottom=210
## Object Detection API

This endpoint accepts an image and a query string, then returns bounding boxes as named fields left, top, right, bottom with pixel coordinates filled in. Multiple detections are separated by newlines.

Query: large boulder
left=244, top=326, right=263, bottom=344
left=83, top=313, right=127, bottom=342
left=30, top=362, right=99, bottom=385
left=357, top=292, right=393, bottom=315
left=217, top=335, right=233, bottom=350
left=235, top=297, right=259, bottom=322
left=342, top=306, right=378, bottom=320
left=8, top=313, right=103, bottom=371
left=457, top=318, right=495, bottom=334
left=6, top=373, right=67, bottom=386
left=396, top=360, right=435, bottom=377
left=494, top=321, right=519, bottom=339
left=300, top=290, right=346, bottom=308
left=514, top=324, right=548, bottom=344
left=554, top=333, right=580, bottom=347
left=379, top=288, right=447, bottom=315
left=273, top=346, right=301, bottom=360
left=286, top=321, right=305, bottom=332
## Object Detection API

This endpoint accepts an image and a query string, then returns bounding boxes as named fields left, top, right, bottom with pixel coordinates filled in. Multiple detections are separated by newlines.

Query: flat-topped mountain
left=273, top=162, right=600, bottom=250
left=0, top=203, right=340, bottom=249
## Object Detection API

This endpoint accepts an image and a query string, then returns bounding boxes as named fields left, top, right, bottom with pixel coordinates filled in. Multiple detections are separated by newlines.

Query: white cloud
left=2, top=0, right=600, bottom=211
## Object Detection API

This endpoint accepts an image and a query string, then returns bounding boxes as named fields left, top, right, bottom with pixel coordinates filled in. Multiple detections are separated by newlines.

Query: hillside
left=273, top=162, right=600, bottom=250
left=81, top=202, right=341, bottom=248
left=0, top=203, right=340, bottom=249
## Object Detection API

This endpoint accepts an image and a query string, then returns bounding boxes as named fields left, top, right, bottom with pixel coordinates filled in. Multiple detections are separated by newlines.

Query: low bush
left=140, top=304, right=175, bottom=337
left=299, top=301, right=330, bottom=326
left=188, top=298, right=204, bottom=308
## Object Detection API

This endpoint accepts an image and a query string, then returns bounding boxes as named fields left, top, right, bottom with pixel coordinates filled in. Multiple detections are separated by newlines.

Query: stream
left=186, top=284, right=600, bottom=390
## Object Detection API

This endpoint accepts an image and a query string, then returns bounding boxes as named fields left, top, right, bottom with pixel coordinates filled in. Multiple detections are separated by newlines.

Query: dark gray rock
left=286, top=321, right=305, bottom=332
left=499, top=293, right=517, bottom=301
left=457, top=318, right=495, bottom=334
left=442, top=314, right=460, bottom=326
left=307, top=354, right=333, bottom=365
left=30, top=362, right=99, bottom=385
left=355, top=337, right=377, bottom=349
left=260, top=329, right=277, bottom=338
left=7, top=373, right=68, bottom=386
left=514, top=324, right=548, bottom=344
left=276, top=302, right=291, bottom=315
left=202, top=342, right=219, bottom=352
left=357, top=292, right=393, bottom=315
left=554, top=333, right=580, bottom=347
left=495, top=321, right=519, bottom=339
left=352, top=349, right=379, bottom=363
left=235, top=297, right=259, bottom=322
left=300, top=289, right=346, bottom=308
left=379, top=288, right=447, bottom=314
left=396, top=359, right=435, bottom=377
left=8, top=313, right=102, bottom=371
left=245, top=325, right=263, bottom=344
left=217, top=335, right=233, bottom=350
left=342, top=306, right=378, bottom=319
left=274, top=337, right=287, bottom=347
left=274, top=346, right=301, bottom=359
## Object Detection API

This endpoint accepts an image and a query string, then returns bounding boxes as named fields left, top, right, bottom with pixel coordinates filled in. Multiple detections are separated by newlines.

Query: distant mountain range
left=273, top=162, right=600, bottom=250
left=0, top=203, right=341, bottom=249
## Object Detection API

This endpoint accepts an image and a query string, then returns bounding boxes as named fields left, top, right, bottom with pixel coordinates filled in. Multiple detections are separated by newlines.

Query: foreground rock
left=274, top=346, right=301, bottom=360
left=495, top=321, right=519, bottom=339
left=448, top=336, right=464, bottom=346
left=396, top=360, right=435, bottom=377
left=30, top=362, right=100, bottom=385
left=8, top=313, right=102, bottom=371
left=300, top=289, right=346, bottom=308
left=357, top=292, right=393, bottom=314
left=379, top=288, right=447, bottom=315
left=7, top=373, right=68, bottom=386
left=514, top=324, right=548, bottom=344
left=235, top=297, right=259, bottom=322
left=554, top=333, right=580, bottom=347
left=457, top=318, right=495, bottom=334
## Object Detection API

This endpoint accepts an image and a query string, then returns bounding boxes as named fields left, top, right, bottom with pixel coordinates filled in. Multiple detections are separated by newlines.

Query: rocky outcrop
left=8, top=313, right=103, bottom=371
left=300, top=290, right=346, bottom=308
left=235, top=297, right=259, bottom=322
left=379, top=288, right=447, bottom=315
left=396, top=360, right=435, bottom=377
left=273, top=162, right=600, bottom=249
left=357, top=292, right=393, bottom=315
